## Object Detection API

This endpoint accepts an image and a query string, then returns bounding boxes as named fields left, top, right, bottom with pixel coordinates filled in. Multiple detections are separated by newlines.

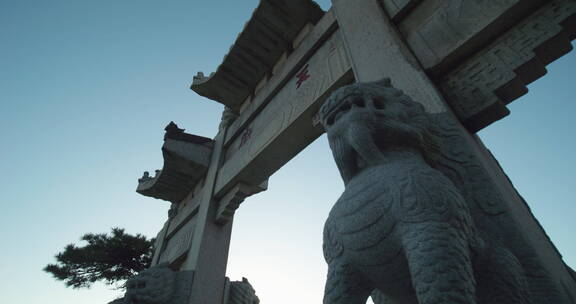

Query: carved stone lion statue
left=123, top=264, right=176, bottom=304
left=108, top=264, right=258, bottom=304
left=319, top=79, right=531, bottom=304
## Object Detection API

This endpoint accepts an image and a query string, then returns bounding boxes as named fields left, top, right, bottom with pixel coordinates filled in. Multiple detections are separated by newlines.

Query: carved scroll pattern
left=441, top=0, right=575, bottom=131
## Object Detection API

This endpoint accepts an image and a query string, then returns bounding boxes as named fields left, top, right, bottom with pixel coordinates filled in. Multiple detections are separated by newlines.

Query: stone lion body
left=124, top=264, right=176, bottom=304
left=320, top=80, right=530, bottom=304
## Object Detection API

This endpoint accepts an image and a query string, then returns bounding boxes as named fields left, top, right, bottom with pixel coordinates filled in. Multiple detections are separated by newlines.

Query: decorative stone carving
left=319, top=80, right=533, bottom=303
left=110, top=266, right=258, bottom=304
left=136, top=122, right=213, bottom=203
left=223, top=277, right=260, bottom=304
left=440, top=0, right=576, bottom=132
left=157, top=217, right=196, bottom=265
left=112, top=264, right=194, bottom=304
left=124, top=264, right=176, bottom=304
left=138, top=171, right=152, bottom=183
left=167, top=203, right=178, bottom=219
left=215, top=181, right=268, bottom=225
left=220, top=107, right=239, bottom=131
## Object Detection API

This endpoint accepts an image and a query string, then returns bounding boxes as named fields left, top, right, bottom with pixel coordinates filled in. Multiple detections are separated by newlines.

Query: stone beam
left=213, top=11, right=353, bottom=198
left=396, top=0, right=548, bottom=75
left=384, top=0, right=575, bottom=131
left=191, top=0, right=324, bottom=111
left=223, top=11, right=338, bottom=148
left=440, top=0, right=576, bottom=132
left=215, top=181, right=267, bottom=225
left=332, top=0, right=446, bottom=113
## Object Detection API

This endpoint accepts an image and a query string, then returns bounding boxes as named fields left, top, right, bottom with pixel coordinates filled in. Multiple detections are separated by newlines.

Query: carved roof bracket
left=215, top=180, right=268, bottom=225
left=136, top=122, right=214, bottom=203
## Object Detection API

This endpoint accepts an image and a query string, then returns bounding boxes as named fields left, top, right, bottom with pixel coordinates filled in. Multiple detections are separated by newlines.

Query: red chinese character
left=239, top=127, right=252, bottom=147
left=296, top=64, right=311, bottom=88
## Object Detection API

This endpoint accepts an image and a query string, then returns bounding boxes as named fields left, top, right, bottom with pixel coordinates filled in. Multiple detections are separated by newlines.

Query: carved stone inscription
left=222, top=10, right=337, bottom=147
left=166, top=193, right=201, bottom=237
left=215, top=30, right=351, bottom=196
left=159, top=217, right=197, bottom=265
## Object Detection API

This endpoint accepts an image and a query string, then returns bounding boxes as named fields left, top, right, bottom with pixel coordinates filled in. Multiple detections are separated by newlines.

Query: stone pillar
left=331, top=0, right=576, bottom=301
left=181, top=129, right=233, bottom=304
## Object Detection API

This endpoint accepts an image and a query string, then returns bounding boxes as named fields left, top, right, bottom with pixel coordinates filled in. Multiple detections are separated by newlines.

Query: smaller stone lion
left=123, top=264, right=176, bottom=304
left=319, top=79, right=530, bottom=304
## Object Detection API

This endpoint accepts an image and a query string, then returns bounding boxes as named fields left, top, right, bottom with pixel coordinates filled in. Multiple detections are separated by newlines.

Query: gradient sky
left=1, top=1, right=574, bottom=304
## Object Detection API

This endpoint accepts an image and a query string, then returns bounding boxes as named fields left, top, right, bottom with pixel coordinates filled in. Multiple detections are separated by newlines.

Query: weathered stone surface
left=143, top=7, right=347, bottom=304
left=223, top=8, right=337, bottom=148
left=190, top=0, right=324, bottom=111
left=380, top=0, right=420, bottom=22
left=181, top=127, right=234, bottom=304
left=147, top=121, right=237, bottom=303
left=215, top=25, right=352, bottom=198
left=332, top=3, right=576, bottom=301
left=332, top=0, right=446, bottom=113
left=377, top=0, right=576, bottom=132
left=150, top=223, right=169, bottom=266
left=398, top=0, right=547, bottom=74
left=157, top=217, right=197, bottom=265
left=440, top=0, right=576, bottom=131
left=215, top=181, right=268, bottom=225
left=166, top=190, right=202, bottom=237
left=109, top=267, right=259, bottom=304
left=320, top=80, right=534, bottom=303
left=136, top=122, right=213, bottom=203
left=222, top=277, right=260, bottom=304
left=136, top=1, right=576, bottom=303
left=219, top=107, right=240, bottom=131
left=112, top=264, right=194, bottom=304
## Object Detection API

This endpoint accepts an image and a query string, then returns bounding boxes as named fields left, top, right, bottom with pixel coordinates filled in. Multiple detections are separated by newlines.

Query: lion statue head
left=319, top=78, right=440, bottom=172
left=123, top=264, right=176, bottom=304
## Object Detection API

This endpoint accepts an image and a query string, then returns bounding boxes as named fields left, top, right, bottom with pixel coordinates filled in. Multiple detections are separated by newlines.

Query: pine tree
left=44, top=228, right=154, bottom=288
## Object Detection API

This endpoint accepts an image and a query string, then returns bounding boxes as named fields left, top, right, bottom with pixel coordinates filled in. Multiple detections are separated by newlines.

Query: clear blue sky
left=0, top=1, right=574, bottom=303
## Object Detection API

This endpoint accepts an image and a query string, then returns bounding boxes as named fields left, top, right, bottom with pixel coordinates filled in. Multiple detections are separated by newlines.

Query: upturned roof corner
left=136, top=122, right=214, bottom=203
left=190, top=0, right=324, bottom=111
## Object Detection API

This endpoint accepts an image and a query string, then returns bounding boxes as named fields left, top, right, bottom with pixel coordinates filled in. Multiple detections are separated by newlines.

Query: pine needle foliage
left=44, top=228, right=154, bottom=288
